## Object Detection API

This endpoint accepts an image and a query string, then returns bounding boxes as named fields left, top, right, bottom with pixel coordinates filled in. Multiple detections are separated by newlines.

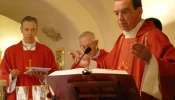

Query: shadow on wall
left=0, top=0, right=80, bottom=69
left=163, top=21, right=175, bottom=46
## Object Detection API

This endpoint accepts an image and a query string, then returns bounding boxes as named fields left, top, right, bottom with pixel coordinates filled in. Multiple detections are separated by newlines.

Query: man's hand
left=31, top=71, right=47, bottom=81
left=69, top=49, right=91, bottom=67
left=131, top=37, right=152, bottom=63
left=69, top=51, right=76, bottom=61
left=9, top=69, right=20, bottom=80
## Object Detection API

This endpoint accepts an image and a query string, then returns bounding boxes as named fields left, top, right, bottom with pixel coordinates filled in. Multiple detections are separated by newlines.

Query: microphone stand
left=72, top=47, right=91, bottom=69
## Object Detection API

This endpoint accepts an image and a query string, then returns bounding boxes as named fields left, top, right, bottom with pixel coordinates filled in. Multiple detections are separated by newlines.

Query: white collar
left=92, top=48, right=100, bottom=59
left=22, top=40, right=36, bottom=50
left=123, top=19, right=144, bottom=38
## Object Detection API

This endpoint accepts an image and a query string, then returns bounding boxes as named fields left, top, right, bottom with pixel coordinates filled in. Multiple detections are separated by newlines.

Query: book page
left=91, top=68, right=128, bottom=74
left=49, top=68, right=85, bottom=76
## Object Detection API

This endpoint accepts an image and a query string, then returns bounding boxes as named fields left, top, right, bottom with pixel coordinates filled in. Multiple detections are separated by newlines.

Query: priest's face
left=79, top=35, right=98, bottom=58
left=114, top=0, right=142, bottom=32
left=20, top=21, right=37, bottom=43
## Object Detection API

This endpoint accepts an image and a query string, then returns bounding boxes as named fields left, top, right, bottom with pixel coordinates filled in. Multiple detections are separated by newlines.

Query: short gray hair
left=79, top=31, right=96, bottom=41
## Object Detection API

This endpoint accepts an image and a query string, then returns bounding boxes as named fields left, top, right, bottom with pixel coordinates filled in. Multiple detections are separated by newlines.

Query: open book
left=49, top=68, right=128, bottom=76
left=45, top=68, right=140, bottom=100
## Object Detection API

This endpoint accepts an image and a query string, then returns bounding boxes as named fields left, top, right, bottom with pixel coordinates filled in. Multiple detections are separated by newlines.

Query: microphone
left=72, top=47, right=91, bottom=69
left=84, top=47, right=92, bottom=54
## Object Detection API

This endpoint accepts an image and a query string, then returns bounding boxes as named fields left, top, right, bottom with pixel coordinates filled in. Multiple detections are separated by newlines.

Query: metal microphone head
left=84, top=47, right=91, bottom=54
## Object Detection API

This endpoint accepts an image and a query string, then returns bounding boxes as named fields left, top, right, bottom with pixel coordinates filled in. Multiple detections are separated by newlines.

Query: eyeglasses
left=80, top=41, right=96, bottom=50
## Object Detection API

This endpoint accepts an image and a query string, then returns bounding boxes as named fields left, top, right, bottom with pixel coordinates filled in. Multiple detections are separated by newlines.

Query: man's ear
left=36, top=27, right=38, bottom=34
left=20, top=27, right=23, bottom=33
left=137, top=7, right=143, bottom=17
left=96, top=40, right=99, bottom=46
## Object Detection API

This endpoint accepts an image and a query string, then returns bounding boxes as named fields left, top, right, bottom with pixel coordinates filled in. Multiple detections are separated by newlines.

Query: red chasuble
left=71, top=49, right=108, bottom=69
left=0, top=41, right=58, bottom=100
left=117, top=38, right=137, bottom=74
left=98, top=22, right=175, bottom=100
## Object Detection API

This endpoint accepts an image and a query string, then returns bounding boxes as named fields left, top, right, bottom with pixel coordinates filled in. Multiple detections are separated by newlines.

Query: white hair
left=79, top=31, right=96, bottom=41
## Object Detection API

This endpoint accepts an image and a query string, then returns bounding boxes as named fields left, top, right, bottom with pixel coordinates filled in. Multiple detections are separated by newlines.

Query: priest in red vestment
left=71, top=0, right=175, bottom=100
left=0, top=16, right=58, bottom=100
left=70, top=31, right=108, bottom=69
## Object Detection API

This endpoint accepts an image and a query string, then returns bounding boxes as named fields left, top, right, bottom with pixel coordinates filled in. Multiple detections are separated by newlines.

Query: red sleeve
left=148, top=29, right=175, bottom=99
left=71, top=63, right=85, bottom=69
left=147, top=29, right=175, bottom=74
left=71, top=49, right=109, bottom=69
